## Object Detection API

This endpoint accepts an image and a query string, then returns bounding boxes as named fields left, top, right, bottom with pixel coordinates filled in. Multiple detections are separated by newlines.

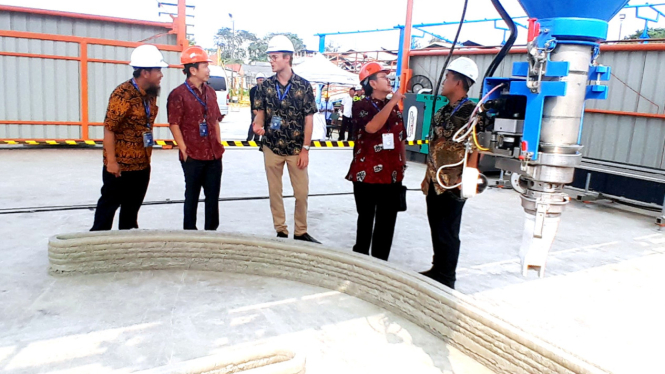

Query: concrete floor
left=1, top=108, right=663, bottom=373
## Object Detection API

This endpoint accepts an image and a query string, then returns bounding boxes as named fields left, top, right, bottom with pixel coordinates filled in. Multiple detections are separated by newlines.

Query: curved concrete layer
left=48, top=231, right=607, bottom=374
left=135, top=345, right=305, bottom=374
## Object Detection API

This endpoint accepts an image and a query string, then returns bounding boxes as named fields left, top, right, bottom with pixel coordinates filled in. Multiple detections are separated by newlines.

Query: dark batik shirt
left=167, top=80, right=225, bottom=161
left=426, top=97, right=478, bottom=195
left=103, top=80, right=158, bottom=172
left=346, top=97, right=406, bottom=184
left=253, top=72, right=318, bottom=156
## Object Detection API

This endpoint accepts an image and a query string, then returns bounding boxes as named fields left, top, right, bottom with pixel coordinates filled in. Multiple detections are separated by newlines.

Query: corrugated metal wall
left=410, top=49, right=665, bottom=171
left=0, top=10, right=175, bottom=44
left=0, top=8, right=181, bottom=140
left=87, top=49, right=182, bottom=140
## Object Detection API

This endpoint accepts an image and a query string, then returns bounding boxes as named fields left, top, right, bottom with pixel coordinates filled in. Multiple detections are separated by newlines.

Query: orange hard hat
left=359, top=62, right=389, bottom=83
left=181, top=46, right=212, bottom=65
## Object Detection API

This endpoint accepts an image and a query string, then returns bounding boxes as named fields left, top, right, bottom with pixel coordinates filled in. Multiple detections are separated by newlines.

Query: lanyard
left=367, top=97, right=382, bottom=113
left=449, top=97, right=469, bottom=119
left=184, top=81, right=208, bottom=118
left=276, top=82, right=291, bottom=101
left=130, top=79, right=151, bottom=128
left=366, top=98, right=393, bottom=130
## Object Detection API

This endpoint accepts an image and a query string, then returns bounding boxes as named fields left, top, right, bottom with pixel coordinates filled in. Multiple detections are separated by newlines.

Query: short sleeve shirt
left=346, top=98, right=406, bottom=184
left=167, top=80, right=225, bottom=161
left=103, top=80, right=158, bottom=172
left=341, top=95, right=353, bottom=118
left=426, top=97, right=477, bottom=195
left=318, top=101, right=334, bottom=120
left=254, top=72, right=318, bottom=156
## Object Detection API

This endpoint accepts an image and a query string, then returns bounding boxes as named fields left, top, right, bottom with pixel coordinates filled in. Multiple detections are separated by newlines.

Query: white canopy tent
left=294, top=53, right=360, bottom=86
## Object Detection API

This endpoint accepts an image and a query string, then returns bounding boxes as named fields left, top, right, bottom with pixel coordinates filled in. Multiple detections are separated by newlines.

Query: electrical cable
left=481, top=0, right=517, bottom=87
left=429, top=0, right=469, bottom=130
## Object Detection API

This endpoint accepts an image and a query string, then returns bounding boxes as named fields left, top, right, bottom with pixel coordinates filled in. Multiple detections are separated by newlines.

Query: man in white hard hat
left=91, top=45, right=167, bottom=231
left=419, top=57, right=480, bottom=289
left=252, top=35, right=320, bottom=243
left=247, top=72, right=266, bottom=141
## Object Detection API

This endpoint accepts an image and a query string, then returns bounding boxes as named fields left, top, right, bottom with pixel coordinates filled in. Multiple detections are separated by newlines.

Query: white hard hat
left=256, top=73, right=266, bottom=79
left=447, top=57, right=479, bottom=83
left=129, top=45, right=169, bottom=68
left=267, top=35, right=295, bottom=53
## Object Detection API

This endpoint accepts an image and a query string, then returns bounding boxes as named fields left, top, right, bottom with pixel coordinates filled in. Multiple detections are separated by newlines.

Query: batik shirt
left=103, top=80, right=158, bottom=172
left=426, top=97, right=477, bottom=195
left=253, top=72, right=318, bottom=156
left=346, top=97, right=406, bottom=184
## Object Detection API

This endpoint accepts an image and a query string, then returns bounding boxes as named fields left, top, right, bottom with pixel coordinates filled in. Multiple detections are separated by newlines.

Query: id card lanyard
left=276, top=82, right=291, bottom=101
left=131, top=79, right=151, bottom=129
left=185, top=82, right=211, bottom=137
left=185, top=81, right=209, bottom=120
left=368, top=98, right=395, bottom=150
left=428, top=97, right=469, bottom=140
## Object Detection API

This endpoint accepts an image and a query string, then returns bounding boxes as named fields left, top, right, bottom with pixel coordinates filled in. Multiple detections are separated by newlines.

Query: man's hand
left=253, top=121, right=265, bottom=136
left=297, top=149, right=309, bottom=169
left=107, top=161, right=121, bottom=177
left=390, top=90, right=404, bottom=104
left=180, top=148, right=188, bottom=162
left=421, top=176, right=429, bottom=195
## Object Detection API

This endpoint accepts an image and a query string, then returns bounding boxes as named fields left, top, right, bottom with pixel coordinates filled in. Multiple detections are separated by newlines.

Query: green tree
left=248, top=33, right=307, bottom=62
left=625, top=27, right=665, bottom=39
left=214, top=27, right=258, bottom=64
left=325, top=42, right=340, bottom=53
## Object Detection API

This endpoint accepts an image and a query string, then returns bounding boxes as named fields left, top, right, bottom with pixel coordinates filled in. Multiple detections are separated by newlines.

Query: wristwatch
left=303, top=145, right=311, bottom=151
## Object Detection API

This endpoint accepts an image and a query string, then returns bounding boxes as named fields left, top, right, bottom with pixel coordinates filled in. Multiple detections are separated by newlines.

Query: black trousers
left=181, top=158, right=223, bottom=230
left=339, top=116, right=352, bottom=141
left=426, top=182, right=466, bottom=289
left=90, top=166, right=151, bottom=231
left=352, top=181, right=401, bottom=261
left=247, top=113, right=260, bottom=141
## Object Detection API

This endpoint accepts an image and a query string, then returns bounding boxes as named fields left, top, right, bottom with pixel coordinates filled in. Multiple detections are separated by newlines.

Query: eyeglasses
left=267, top=55, right=281, bottom=62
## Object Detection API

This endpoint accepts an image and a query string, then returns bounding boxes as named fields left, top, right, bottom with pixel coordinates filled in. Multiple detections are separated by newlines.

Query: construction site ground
left=0, top=107, right=662, bottom=374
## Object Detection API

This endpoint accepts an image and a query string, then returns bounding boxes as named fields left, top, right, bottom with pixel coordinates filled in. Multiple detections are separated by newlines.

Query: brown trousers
left=263, top=146, right=309, bottom=236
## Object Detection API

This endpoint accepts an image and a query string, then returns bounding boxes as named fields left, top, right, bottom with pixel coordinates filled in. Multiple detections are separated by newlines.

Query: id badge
left=199, top=122, right=209, bottom=137
left=270, top=116, right=283, bottom=130
left=382, top=133, right=395, bottom=150
left=143, top=131, right=154, bottom=148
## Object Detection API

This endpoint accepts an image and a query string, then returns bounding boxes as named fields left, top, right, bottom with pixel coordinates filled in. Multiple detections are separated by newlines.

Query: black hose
left=429, top=0, right=469, bottom=131
left=481, top=0, right=518, bottom=86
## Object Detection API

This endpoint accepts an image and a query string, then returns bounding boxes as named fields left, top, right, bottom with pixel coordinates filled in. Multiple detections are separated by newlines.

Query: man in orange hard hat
left=168, top=46, right=226, bottom=230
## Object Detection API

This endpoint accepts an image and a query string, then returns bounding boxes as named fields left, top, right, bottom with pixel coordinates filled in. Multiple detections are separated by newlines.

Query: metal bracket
left=534, top=202, right=548, bottom=238
left=586, top=65, right=611, bottom=100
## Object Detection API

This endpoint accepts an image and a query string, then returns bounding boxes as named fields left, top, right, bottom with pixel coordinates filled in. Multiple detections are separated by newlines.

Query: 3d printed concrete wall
left=48, top=231, right=609, bottom=374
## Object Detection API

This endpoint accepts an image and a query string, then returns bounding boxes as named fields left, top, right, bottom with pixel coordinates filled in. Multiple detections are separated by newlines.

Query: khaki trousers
left=263, top=146, right=309, bottom=236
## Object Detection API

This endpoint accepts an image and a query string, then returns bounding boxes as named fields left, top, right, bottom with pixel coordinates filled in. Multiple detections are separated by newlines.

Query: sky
left=1, top=0, right=664, bottom=52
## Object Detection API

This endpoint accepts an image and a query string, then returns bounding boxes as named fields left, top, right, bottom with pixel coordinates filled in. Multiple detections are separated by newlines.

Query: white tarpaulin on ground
left=294, top=53, right=359, bottom=86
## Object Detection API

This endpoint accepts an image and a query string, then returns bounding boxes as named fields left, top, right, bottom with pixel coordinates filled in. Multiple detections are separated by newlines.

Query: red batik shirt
left=346, top=97, right=406, bottom=184
left=167, top=80, right=225, bottom=161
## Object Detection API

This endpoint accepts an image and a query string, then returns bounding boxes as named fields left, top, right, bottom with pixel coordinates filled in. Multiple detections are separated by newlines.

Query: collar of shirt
left=128, top=79, right=147, bottom=98
left=367, top=96, right=388, bottom=112
left=448, top=95, right=469, bottom=111
left=273, top=70, right=297, bottom=88
left=185, top=78, right=207, bottom=96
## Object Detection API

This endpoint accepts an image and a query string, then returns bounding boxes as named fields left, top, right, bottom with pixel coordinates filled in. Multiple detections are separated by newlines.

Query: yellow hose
left=472, top=121, right=489, bottom=151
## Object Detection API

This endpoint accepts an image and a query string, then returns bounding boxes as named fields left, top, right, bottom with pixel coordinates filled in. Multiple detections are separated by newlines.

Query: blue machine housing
left=481, top=0, right=630, bottom=160
left=481, top=22, right=618, bottom=160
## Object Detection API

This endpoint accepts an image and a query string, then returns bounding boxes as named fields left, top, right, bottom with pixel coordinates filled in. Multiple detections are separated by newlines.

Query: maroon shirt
left=346, top=97, right=406, bottom=184
left=167, top=80, right=225, bottom=161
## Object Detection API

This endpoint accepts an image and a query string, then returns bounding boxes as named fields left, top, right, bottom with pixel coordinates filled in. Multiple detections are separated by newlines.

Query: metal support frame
left=625, top=3, right=665, bottom=40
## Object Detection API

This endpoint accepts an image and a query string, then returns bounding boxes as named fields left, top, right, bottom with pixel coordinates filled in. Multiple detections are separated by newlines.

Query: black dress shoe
left=294, top=233, right=321, bottom=244
left=420, top=268, right=455, bottom=289
left=276, top=232, right=288, bottom=238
